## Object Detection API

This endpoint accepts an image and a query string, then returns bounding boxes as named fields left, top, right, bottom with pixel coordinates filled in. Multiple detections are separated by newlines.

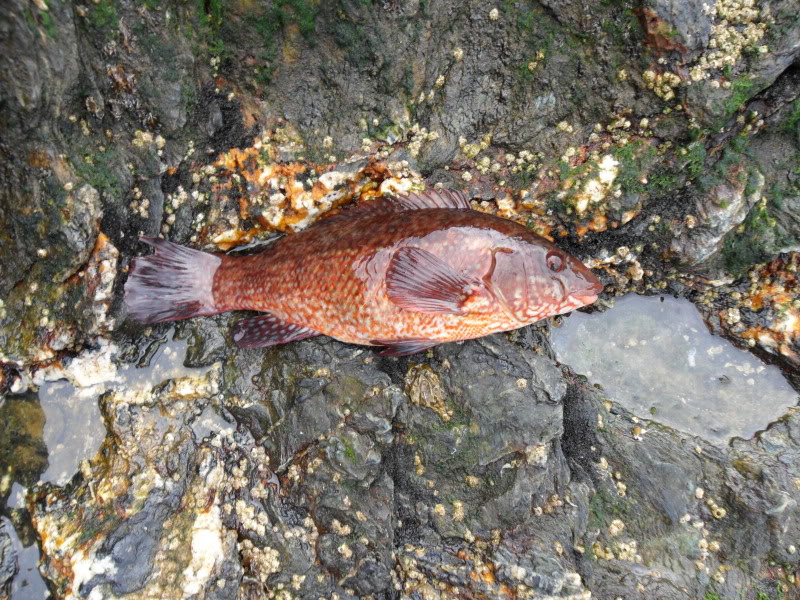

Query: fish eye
left=546, top=251, right=565, bottom=273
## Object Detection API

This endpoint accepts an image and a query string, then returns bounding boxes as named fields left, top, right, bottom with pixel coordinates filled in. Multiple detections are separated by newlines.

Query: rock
left=0, top=519, right=17, bottom=599
left=670, top=164, right=765, bottom=267
left=563, top=379, right=800, bottom=597
left=699, top=252, right=800, bottom=386
left=640, top=0, right=711, bottom=56
left=0, top=392, right=48, bottom=508
left=2, top=0, right=800, bottom=596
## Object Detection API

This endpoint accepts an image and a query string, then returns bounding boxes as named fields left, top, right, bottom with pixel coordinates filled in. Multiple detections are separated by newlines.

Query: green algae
left=88, top=0, right=119, bottom=33
left=0, top=394, right=48, bottom=504
left=724, top=76, right=757, bottom=117
left=75, top=150, right=122, bottom=200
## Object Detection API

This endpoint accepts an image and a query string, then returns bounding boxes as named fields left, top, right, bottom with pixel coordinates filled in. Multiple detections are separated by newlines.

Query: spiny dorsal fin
left=394, top=189, right=471, bottom=210
left=312, top=188, right=472, bottom=226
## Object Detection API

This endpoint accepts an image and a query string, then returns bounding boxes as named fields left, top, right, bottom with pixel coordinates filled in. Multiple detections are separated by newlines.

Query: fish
left=124, top=188, right=603, bottom=356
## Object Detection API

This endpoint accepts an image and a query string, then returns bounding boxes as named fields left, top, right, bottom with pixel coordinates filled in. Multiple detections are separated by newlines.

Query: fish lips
left=572, top=292, right=599, bottom=305
left=571, top=279, right=604, bottom=305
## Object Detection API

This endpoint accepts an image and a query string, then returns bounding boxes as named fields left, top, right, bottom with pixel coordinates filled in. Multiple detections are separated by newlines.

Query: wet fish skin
left=125, top=190, right=603, bottom=355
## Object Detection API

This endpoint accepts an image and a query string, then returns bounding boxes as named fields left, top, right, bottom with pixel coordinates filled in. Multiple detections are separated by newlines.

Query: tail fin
left=124, top=237, right=222, bottom=324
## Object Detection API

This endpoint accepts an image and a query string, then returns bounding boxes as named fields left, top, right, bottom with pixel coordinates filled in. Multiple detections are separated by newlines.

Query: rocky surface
left=1, top=0, right=800, bottom=598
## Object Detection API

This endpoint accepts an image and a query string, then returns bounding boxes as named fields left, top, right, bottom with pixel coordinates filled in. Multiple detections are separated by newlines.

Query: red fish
left=124, top=189, right=602, bottom=355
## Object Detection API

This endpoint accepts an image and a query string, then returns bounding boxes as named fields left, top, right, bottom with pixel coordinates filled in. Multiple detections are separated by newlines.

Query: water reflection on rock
left=34, top=335, right=211, bottom=486
left=552, top=294, right=799, bottom=442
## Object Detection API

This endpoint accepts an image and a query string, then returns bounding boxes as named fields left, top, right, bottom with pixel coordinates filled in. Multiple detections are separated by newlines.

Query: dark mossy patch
left=724, top=75, right=757, bottom=117
left=783, top=98, right=800, bottom=135
left=24, top=4, right=58, bottom=39
left=697, top=134, right=751, bottom=192
left=719, top=193, right=792, bottom=275
left=0, top=393, right=48, bottom=503
left=87, top=0, right=119, bottom=33
left=74, top=149, right=123, bottom=200
left=587, top=488, right=629, bottom=532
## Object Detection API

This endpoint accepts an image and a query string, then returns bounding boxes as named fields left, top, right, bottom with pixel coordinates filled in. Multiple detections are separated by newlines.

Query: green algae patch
left=0, top=393, right=48, bottom=502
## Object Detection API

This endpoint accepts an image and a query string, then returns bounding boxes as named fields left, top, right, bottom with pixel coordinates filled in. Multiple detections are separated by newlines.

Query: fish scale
left=125, top=189, right=602, bottom=356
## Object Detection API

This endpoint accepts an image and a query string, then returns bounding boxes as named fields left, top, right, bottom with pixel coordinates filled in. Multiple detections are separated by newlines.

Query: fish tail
left=124, top=237, right=222, bottom=324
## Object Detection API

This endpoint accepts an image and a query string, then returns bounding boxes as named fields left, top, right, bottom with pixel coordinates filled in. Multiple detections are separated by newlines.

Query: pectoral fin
left=385, top=247, right=480, bottom=315
left=232, top=314, right=320, bottom=348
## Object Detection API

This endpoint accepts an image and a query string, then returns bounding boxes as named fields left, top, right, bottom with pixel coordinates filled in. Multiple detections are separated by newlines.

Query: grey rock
left=438, top=335, right=566, bottom=466
left=671, top=168, right=765, bottom=266
left=564, top=378, right=799, bottom=597
left=641, top=0, right=712, bottom=56
left=0, top=519, right=17, bottom=598
left=2, top=0, right=800, bottom=596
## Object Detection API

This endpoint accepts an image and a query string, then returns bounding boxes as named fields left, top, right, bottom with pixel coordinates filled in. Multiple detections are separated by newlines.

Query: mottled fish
left=125, top=189, right=603, bottom=355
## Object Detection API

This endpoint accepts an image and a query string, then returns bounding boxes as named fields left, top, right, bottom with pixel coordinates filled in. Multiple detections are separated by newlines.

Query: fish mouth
left=572, top=292, right=599, bottom=305
left=571, top=281, right=603, bottom=305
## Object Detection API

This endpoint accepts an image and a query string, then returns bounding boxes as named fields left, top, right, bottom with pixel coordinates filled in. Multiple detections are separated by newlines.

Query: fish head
left=540, top=246, right=604, bottom=310
left=487, top=237, right=603, bottom=321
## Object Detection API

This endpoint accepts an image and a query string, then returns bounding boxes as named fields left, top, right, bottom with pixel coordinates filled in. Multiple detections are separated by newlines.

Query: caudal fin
left=124, top=237, right=222, bottom=324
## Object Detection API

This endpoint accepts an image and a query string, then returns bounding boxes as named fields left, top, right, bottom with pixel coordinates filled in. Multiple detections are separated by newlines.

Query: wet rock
left=699, top=253, right=800, bottom=385
left=670, top=164, right=764, bottom=267
left=0, top=520, right=16, bottom=599
left=2, top=0, right=800, bottom=596
left=30, top=360, right=222, bottom=598
left=182, top=317, right=229, bottom=368
left=563, top=379, right=799, bottom=597
left=639, top=0, right=711, bottom=56
left=0, top=177, right=105, bottom=365
left=394, top=336, right=568, bottom=537
left=11, top=318, right=798, bottom=599
left=0, top=393, right=48, bottom=508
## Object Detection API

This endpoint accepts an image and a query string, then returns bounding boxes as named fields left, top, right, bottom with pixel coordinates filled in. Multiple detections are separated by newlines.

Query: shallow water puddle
left=37, top=335, right=210, bottom=485
left=5, top=335, right=212, bottom=600
left=551, top=294, right=799, bottom=443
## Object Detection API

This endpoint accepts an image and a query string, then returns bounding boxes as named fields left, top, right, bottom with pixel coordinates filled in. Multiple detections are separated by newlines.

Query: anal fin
left=232, top=314, right=320, bottom=348
left=371, top=338, right=439, bottom=356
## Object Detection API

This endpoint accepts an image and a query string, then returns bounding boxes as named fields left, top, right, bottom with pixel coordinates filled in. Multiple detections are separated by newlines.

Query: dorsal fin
left=311, top=188, right=472, bottom=227
left=394, top=189, right=471, bottom=210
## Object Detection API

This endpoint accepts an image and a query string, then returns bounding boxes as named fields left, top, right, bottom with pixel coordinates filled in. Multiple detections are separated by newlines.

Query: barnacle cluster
left=405, top=364, right=451, bottom=422
left=394, top=542, right=590, bottom=599
left=585, top=244, right=652, bottom=292
left=561, top=154, right=620, bottom=216
left=165, top=128, right=432, bottom=250
left=721, top=253, right=800, bottom=365
left=458, top=134, right=493, bottom=160
left=642, top=69, right=682, bottom=101
left=527, top=50, right=545, bottom=72
left=688, top=0, right=769, bottom=85
left=0, top=225, right=118, bottom=371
